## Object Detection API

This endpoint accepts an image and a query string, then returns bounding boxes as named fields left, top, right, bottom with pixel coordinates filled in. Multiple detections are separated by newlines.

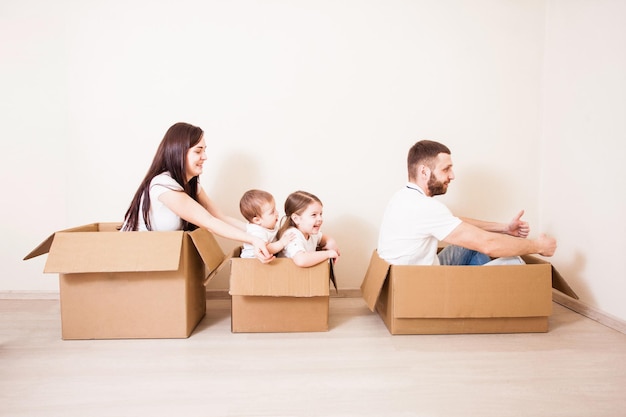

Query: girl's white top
left=281, top=227, right=323, bottom=258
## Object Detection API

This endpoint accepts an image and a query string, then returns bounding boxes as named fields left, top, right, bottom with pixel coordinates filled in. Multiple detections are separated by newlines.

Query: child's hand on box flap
left=326, top=249, right=339, bottom=262
left=322, top=237, right=340, bottom=263
left=322, top=237, right=340, bottom=253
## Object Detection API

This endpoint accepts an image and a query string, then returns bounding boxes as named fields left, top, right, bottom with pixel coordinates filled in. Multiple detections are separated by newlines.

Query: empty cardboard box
left=229, top=249, right=332, bottom=333
left=360, top=250, right=577, bottom=335
left=24, top=223, right=226, bottom=340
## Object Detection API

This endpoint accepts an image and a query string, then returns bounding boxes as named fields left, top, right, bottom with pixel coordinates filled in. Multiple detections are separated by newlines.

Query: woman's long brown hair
left=122, top=122, right=204, bottom=231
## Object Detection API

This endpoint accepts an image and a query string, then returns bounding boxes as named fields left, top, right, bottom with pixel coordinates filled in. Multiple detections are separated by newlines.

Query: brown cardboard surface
left=25, top=223, right=225, bottom=339
left=361, top=248, right=391, bottom=311
left=188, top=228, right=227, bottom=273
left=23, top=223, right=105, bottom=261
left=58, top=269, right=204, bottom=339
left=45, top=231, right=184, bottom=273
left=361, top=250, right=575, bottom=335
left=387, top=317, right=549, bottom=335
left=230, top=258, right=330, bottom=297
left=391, top=264, right=552, bottom=318
left=229, top=255, right=331, bottom=333
left=231, top=296, right=329, bottom=333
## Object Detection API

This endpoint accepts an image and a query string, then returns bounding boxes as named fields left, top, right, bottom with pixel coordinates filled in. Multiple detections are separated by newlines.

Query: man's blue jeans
left=438, top=245, right=491, bottom=266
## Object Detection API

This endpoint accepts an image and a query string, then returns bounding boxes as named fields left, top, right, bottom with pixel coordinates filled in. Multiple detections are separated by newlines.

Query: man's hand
left=536, top=233, right=557, bottom=257
left=506, top=210, right=530, bottom=238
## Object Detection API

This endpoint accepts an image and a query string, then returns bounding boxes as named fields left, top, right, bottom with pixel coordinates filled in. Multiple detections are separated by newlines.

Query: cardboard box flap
left=23, top=223, right=104, bottom=260
left=329, top=258, right=338, bottom=293
left=203, top=256, right=231, bottom=286
left=229, top=258, right=330, bottom=297
left=44, top=231, right=184, bottom=273
left=360, top=250, right=391, bottom=311
left=522, top=255, right=578, bottom=300
left=392, top=264, right=553, bottom=318
left=188, top=229, right=226, bottom=274
left=551, top=265, right=578, bottom=299
left=24, top=233, right=56, bottom=261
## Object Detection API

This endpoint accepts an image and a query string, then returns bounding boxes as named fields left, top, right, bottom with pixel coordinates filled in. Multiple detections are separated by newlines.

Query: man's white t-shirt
left=240, top=223, right=278, bottom=258
left=137, top=172, right=185, bottom=231
left=377, top=182, right=462, bottom=265
left=281, top=227, right=323, bottom=258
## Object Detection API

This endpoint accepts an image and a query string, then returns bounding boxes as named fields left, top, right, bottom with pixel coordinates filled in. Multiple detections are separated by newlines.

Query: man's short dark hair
left=407, top=140, right=451, bottom=178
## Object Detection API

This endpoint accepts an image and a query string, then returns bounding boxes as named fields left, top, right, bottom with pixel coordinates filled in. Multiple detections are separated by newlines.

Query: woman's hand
left=252, top=237, right=274, bottom=263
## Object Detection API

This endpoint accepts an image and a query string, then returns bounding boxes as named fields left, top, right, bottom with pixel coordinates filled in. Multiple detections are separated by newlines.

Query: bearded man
left=377, top=140, right=557, bottom=266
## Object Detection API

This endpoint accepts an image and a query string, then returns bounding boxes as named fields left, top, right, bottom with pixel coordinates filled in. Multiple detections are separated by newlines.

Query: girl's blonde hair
left=277, top=190, right=322, bottom=239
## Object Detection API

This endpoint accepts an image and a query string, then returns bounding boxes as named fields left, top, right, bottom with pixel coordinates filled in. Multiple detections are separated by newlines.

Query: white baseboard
left=0, top=291, right=60, bottom=300
left=552, top=290, right=626, bottom=334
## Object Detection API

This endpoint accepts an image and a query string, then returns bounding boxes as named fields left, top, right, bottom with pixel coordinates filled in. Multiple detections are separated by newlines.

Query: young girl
left=277, top=191, right=340, bottom=267
left=121, top=122, right=272, bottom=263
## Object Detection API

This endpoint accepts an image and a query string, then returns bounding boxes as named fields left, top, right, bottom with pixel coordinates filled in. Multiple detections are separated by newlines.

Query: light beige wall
left=3, top=2, right=554, bottom=299
left=541, top=0, right=626, bottom=319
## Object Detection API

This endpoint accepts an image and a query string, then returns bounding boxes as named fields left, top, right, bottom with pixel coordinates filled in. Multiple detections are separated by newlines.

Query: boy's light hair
left=239, top=189, right=275, bottom=222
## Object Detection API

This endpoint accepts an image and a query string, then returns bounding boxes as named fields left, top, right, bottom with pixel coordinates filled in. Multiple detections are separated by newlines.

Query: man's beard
left=427, top=173, right=448, bottom=196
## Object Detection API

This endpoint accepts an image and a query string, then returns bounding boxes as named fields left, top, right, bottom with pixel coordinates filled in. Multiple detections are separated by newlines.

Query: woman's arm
left=196, top=187, right=247, bottom=231
left=159, top=190, right=272, bottom=261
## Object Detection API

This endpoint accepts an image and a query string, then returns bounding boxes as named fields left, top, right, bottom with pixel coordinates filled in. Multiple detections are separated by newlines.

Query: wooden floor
left=1, top=297, right=625, bottom=417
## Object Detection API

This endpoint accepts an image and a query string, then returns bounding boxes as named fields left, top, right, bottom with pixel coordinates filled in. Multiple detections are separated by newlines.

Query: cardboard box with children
left=360, top=250, right=577, bottom=335
left=24, top=222, right=227, bottom=340
left=228, top=248, right=334, bottom=333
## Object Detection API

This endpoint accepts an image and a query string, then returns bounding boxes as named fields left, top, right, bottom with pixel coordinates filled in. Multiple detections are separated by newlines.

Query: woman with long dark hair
left=122, top=122, right=272, bottom=262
